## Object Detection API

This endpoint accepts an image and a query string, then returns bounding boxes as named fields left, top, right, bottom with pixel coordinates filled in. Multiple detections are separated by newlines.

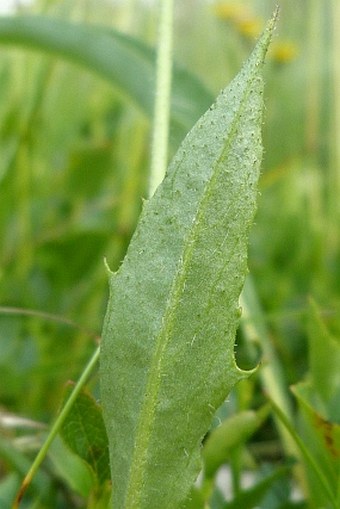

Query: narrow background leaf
left=306, top=299, right=340, bottom=420
left=289, top=301, right=340, bottom=507
left=0, top=16, right=213, bottom=147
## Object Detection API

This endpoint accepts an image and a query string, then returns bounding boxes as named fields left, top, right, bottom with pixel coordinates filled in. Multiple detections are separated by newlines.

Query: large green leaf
left=100, top=16, right=275, bottom=509
left=0, top=16, right=212, bottom=145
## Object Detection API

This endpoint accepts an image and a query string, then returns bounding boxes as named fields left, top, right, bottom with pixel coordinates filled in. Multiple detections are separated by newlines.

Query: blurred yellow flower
left=212, top=2, right=263, bottom=39
left=269, top=41, right=299, bottom=63
left=213, top=4, right=299, bottom=61
left=213, top=3, right=247, bottom=21
left=236, top=17, right=263, bottom=39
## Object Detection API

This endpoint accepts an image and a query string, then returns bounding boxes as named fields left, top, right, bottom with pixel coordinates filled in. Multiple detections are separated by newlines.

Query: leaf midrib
left=124, top=68, right=261, bottom=509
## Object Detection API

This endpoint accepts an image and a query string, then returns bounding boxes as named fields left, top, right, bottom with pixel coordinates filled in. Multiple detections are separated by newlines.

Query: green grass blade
left=270, top=398, right=338, bottom=509
left=0, top=16, right=212, bottom=145
left=100, top=15, right=276, bottom=509
left=240, top=276, right=297, bottom=456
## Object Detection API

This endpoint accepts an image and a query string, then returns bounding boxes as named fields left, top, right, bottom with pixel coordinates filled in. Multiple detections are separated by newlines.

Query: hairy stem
left=148, top=0, right=174, bottom=197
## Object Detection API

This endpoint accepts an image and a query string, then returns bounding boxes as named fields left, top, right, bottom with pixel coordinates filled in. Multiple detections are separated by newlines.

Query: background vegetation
left=0, top=1, right=339, bottom=508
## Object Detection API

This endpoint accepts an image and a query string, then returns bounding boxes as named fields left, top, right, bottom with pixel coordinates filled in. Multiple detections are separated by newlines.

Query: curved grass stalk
left=12, top=346, right=100, bottom=509
left=0, top=306, right=99, bottom=340
left=240, top=277, right=308, bottom=494
left=12, top=2, right=174, bottom=504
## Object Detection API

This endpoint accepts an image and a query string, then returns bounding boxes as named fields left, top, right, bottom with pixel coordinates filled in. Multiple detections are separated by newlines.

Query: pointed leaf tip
left=257, top=6, right=279, bottom=60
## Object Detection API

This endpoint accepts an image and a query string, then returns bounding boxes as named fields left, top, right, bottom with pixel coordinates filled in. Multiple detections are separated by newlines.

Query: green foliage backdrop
left=0, top=1, right=339, bottom=508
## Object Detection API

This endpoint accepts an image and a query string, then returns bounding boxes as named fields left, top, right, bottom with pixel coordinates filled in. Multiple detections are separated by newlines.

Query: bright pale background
left=0, top=0, right=33, bottom=14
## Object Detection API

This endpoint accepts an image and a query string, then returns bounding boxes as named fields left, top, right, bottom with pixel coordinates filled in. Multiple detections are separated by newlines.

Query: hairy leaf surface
left=100, top=18, right=275, bottom=509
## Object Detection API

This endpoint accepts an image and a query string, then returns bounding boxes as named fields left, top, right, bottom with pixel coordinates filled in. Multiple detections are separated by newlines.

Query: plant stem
left=12, top=346, right=100, bottom=509
left=148, top=0, right=174, bottom=197
left=305, top=0, right=322, bottom=156
left=331, top=0, right=340, bottom=220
